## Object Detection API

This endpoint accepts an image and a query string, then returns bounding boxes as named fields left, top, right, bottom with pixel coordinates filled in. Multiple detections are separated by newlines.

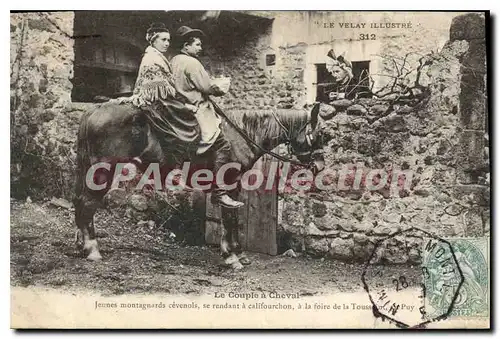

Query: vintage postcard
left=10, top=10, right=490, bottom=329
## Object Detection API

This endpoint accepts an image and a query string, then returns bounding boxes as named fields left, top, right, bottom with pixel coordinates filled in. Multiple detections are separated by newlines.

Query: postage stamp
left=422, top=237, right=490, bottom=319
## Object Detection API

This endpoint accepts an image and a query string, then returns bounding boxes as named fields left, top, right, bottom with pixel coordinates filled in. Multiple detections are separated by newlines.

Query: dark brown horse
left=73, top=101, right=333, bottom=269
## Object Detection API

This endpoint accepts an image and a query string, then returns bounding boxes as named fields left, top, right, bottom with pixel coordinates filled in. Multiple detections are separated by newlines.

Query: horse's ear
left=310, top=102, right=320, bottom=129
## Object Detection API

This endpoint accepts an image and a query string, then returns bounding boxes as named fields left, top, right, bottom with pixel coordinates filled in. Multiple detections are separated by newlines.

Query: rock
left=352, top=205, right=365, bottom=222
left=424, top=155, right=435, bottom=165
left=345, top=190, right=363, bottom=200
left=282, top=249, right=297, bottom=258
left=352, top=242, right=375, bottom=262
left=370, top=244, right=386, bottom=264
left=396, top=105, right=413, bottom=115
left=315, top=215, right=341, bottom=231
left=282, top=208, right=305, bottom=234
left=354, top=221, right=373, bottom=232
left=390, top=225, right=401, bottom=234
left=463, top=207, right=484, bottom=237
left=369, top=104, right=389, bottom=116
left=408, top=248, right=421, bottom=264
left=331, top=99, right=352, bottom=110
left=380, top=113, right=407, bottom=132
left=383, top=212, right=402, bottom=224
left=371, top=120, right=382, bottom=130
left=129, top=194, right=148, bottom=211
left=385, top=248, right=409, bottom=264
left=312, top=202, right=327, bottom=217
left=371, top=226, right=392, bottom=236
left=450, top=13, right=485, bottom=41
left=105, top=188, right=128, bottom=207
left=339, top=232, right=352, bottom=239
left=436, top=193, right=453, bottom=204
left=49, top=197, right=72, bottom=210
left=337, top=222, right=355, bottom=232
left=452, top=184, right=489, bottom=206
left=347, top=118, right=368, bottom=131
left=324, top=229, right=340, bottom=237
left=440, top=214, right=460, bottom=227
left=26, top=196, right=32, bottom=204
left=19, top=125, right=29, bottom=135
left=305, top=237, right=329, bottom=256
left=353, top=233, right=369, bottom=244
left=306, top=222, right=326, bottom=236
left=346, top=104, right=367, bottom=116
left=328, top=238, right=354, bottom=261
left=319, top=104, right=337, bottom=120
left=356, top=98, right=378, bottom=106
left=414, top=188, right=431, bottom=197
left=28, top=18, right=57, bottom=32
left=366, top=115, right=380, bottom=124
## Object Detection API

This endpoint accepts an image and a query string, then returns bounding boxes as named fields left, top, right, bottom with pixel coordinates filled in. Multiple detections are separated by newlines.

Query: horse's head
left=286, top=102, right=337, bottom=174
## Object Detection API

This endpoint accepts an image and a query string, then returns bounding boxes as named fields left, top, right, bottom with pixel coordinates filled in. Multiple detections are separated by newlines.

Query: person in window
left=171, top=26, right=244, bottom=209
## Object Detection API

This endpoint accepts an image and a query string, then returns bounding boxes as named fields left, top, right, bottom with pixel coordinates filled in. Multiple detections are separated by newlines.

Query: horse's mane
left=223, top=109, right=310, bottom=143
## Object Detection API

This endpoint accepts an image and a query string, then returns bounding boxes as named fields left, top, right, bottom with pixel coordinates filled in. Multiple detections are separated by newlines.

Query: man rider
left=170, top=26, right=244, bottom=209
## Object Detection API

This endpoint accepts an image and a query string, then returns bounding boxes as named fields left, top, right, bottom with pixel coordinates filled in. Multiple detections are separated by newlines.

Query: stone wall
left=278, top=13, right=489, bottom=263
left=11, top=12, right=80, bottom=199
left=200, top=25, right=308, bottom=111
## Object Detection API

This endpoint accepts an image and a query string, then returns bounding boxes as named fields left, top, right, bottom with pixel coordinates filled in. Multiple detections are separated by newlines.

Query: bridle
left=210, top=99, right=321, bottom=168
left=269, top=109, right=318, bottom=158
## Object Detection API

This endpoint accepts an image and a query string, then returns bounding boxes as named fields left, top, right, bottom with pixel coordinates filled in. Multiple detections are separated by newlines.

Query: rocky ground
left=10, top=199, right=422, bottom=297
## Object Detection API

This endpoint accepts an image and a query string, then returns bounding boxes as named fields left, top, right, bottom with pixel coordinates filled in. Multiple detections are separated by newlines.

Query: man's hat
left=175, top=25, right=205, bottom=38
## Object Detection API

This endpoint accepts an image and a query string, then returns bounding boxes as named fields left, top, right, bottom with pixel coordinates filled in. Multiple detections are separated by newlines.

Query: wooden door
left=205, top=154, right=278, bottom=256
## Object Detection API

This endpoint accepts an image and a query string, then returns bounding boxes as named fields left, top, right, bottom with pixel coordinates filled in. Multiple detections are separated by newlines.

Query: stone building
left=11, top=11, right=458, bottom=105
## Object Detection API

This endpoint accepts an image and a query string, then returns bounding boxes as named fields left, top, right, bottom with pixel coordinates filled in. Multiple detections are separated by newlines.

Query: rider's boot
left=210, top=133, right=244, bottom=209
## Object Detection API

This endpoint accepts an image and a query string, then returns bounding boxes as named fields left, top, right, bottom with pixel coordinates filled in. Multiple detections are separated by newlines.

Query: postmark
left=362, top=228, right=464, bottom=329
left=423, top=237, right=490, bottom=319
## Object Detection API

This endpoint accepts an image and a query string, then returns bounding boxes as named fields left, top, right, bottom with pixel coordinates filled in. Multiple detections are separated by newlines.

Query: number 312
left=360, top=34, right=376, bottom=40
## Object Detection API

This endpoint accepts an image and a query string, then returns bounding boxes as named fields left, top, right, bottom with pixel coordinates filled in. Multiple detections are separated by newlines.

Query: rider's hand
left=185, top=103, right=198, bottom=113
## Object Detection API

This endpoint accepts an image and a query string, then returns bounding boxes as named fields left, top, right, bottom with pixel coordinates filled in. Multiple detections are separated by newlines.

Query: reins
left=210, top=99, right=313, bottom=168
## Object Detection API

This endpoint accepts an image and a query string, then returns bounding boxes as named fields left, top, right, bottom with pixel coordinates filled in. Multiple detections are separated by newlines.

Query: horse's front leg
left=220, top=205, right=243, bottom=270
left=226, top=209, right=251, bottom=266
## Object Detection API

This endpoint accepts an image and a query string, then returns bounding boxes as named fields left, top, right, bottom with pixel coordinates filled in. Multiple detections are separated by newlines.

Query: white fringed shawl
left=132, top=46, right=177, bottom=106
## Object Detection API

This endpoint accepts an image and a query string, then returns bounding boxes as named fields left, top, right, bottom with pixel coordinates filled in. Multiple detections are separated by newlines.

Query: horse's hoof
left=87, top=251, right=102, bottom=261
left=231, top=261, right=244, bottom=270
left=238, top=257, right=251, bottom=265
left=224, top=253, right=244, bottom=270
left=74, top=230, right=84, bottom=250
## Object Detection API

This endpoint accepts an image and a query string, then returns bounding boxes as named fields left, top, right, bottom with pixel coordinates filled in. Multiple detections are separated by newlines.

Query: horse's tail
left=74, top=108, right=96, bottom=201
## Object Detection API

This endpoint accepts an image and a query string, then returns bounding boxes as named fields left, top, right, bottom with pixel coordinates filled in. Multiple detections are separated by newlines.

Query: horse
left=73, top=100, right=334, bottom=270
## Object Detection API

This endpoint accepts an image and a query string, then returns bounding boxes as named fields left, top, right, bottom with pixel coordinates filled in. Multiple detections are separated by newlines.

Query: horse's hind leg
left=74, top=194, right=101, bottom=261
